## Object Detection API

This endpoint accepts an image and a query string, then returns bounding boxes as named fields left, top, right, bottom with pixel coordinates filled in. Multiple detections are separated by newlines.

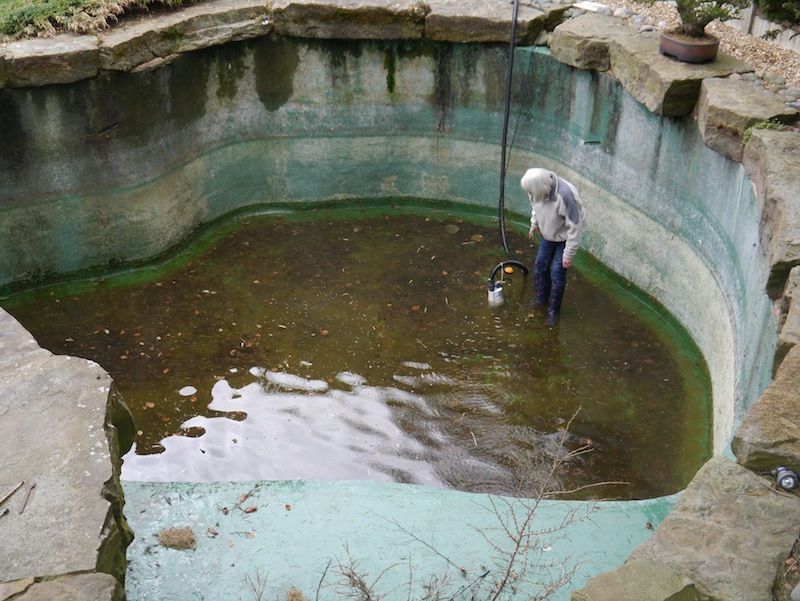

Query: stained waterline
left=1, top=204, right=711, bottom=500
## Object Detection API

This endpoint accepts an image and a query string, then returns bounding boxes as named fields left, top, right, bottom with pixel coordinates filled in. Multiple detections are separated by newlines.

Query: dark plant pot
left=659, top=31, right=720, bottom=63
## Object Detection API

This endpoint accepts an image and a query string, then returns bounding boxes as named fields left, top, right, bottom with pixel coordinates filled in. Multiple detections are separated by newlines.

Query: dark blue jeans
left=535, top=239, right=567, bottom=290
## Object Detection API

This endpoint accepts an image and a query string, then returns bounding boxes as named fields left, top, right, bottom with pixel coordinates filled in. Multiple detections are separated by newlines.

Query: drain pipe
left=487, top=0, right=529, bottom=306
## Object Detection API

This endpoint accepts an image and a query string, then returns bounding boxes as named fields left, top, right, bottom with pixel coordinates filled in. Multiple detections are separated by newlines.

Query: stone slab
left=573, top=456, right=800, bottom=601
left=270, top=0, right=427, bottom=40
left=0, top=308, right=131, bottom=585
left=732, top=344, right=800, bottom=470
left=3, top=35, right=99, bottom=87
left=743, top=129, right=800, bottom=297
left=423, top=0, right=561, bottom=44
left=8, top=573, right=123, bottom=601
left=696, top=77, right=800, bottom=162
left=550, top=13, right=636, bottom=71
left=608, top=32, right=752, bottom=116
left=98, top=0, right=271, bottom=72
left=776, top=266, right=800, bottom=369
left=572, top=558, right=699, bottom=601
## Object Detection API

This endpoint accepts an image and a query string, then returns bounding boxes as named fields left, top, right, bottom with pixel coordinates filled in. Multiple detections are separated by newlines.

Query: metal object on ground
left=776, top=467, right=799, bottom=491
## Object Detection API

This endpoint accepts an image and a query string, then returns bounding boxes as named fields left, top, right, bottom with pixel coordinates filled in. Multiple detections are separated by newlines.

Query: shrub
left=752, top=0, right=800, bottom=26
left=639, top=0, right=751, bottom=37
left=0, top=0, right=202, bottom=38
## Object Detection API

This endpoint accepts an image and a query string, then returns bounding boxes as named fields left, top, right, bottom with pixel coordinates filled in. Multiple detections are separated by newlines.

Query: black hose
left=489, top=0, right=529, bottom=285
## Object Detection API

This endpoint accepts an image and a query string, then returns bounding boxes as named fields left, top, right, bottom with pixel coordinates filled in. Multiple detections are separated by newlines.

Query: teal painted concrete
left=123, top=480, right=677, bottom=600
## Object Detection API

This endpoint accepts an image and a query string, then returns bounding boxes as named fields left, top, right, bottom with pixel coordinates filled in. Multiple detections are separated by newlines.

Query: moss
left=254, top=37, right=299, bottom=112
left=0, top=90, right=27, bottom=177
left=215, top=42, right=248, bottom=101
left=743, top=117, right=790, bottom=145
left=383, top=48, right=396, bottom=94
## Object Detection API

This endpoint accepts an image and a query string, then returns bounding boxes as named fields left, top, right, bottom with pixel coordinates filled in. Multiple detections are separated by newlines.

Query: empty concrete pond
left=0, top=6, right=784, bottom=598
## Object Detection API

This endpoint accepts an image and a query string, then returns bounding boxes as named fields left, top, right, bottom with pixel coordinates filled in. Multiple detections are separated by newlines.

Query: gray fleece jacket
left=529, top=173, right=584, bottom=261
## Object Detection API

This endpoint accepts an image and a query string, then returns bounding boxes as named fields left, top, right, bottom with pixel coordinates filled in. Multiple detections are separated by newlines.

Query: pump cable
left=488, top=0, right=529, bottom=286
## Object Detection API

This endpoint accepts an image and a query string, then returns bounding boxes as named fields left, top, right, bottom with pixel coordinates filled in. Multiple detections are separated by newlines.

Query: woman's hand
left=562, top=256, right=573, bottom=269
left=528, top=225, right=538, bottom=239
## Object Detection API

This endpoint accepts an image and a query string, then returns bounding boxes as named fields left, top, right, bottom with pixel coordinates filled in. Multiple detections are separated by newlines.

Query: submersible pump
left=486, top=0, right=529, bottom=306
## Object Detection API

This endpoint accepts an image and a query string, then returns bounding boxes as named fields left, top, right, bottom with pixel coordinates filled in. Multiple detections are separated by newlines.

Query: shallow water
left=2, top=208, right=710, bottom=499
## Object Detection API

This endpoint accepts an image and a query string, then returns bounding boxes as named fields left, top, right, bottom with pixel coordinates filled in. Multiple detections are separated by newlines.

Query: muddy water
left=1, top=208, right=710, bottom=499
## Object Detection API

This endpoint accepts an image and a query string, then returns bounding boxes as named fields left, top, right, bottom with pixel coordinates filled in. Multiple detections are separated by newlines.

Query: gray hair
left=520, top=168, right=553, bottom=202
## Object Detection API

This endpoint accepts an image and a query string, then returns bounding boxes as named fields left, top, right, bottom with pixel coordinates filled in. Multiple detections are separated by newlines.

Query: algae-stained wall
left=0, top=37, right=774, bottom=450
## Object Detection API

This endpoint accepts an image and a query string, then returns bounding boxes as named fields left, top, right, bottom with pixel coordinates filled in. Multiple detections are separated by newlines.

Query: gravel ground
left=598, top=0, right=800, bottom=89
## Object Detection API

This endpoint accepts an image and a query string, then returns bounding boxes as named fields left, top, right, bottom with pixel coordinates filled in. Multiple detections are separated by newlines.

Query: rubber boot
left=546, top=283, right=565, bottom=327
left=534, top=273, right=550, bottom=306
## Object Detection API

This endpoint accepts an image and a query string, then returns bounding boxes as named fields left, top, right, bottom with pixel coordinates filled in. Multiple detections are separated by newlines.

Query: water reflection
left=122, top=364, right=587, bottom=498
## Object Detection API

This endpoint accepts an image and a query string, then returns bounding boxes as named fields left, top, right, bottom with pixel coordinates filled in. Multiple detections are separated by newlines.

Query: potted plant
left=652, top=0, right=751, bottom=63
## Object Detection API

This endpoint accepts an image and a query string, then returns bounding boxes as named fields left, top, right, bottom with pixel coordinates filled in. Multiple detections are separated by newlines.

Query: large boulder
left=695, top=77, right=799, bottom=162
left=549, top=13, right=635, bottom=71
left=776, top=266, right=800, bottom=370
left=743, top=129, right=800, bottom=298
left=573, top=456, right=800, bottom=601
left=732, top=344, right=800, bottom=471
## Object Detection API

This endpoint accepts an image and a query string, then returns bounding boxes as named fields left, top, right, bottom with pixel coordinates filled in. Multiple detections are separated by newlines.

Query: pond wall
left=0, top=37, right=775, bottom=452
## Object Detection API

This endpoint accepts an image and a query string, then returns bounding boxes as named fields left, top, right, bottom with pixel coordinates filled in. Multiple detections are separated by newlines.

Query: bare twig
left=0, top=481, right=24, bottom=507
left=316, top=558, right=332, bottom=601
left=334, top=544, right=402, bottom=601
left=243, top=569, right=267, bottom=601
left=371, top=513, right=461, bottom=571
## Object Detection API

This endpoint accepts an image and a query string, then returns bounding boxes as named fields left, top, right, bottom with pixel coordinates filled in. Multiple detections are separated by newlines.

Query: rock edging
left=548, top=9, right=800, bottom=601
left=0, top=2, right=799, bottom=601
left=0, top=0, right=567, bottom=88
left=0, top=309, right=135, bottom=601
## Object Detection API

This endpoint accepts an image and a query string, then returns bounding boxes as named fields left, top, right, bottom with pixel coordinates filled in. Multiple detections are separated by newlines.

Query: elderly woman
left=520, top=168, right=585, bottom=326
